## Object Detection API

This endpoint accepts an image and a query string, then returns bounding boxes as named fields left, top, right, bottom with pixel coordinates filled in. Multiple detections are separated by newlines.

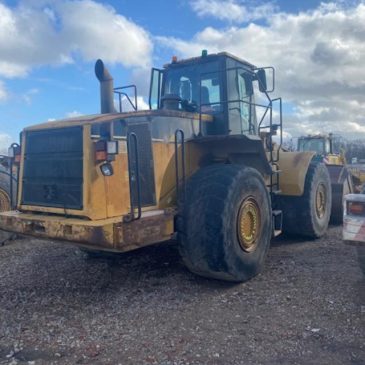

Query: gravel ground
left=0, top=226, right=364, bottom=365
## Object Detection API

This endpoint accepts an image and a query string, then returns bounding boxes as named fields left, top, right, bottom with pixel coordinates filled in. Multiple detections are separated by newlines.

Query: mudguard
left=276, top=151, right=316, bottom=196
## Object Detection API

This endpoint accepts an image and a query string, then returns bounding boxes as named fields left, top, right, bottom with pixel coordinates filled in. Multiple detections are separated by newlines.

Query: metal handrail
left=124, top=132, right=142, bottom=222
left=114, top=85, right=138, bottom=112
left=174, top=129, right=185, bottom=203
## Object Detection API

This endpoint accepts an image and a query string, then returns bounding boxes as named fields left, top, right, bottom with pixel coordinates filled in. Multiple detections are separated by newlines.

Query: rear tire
left=178, top=164, right=272, bottom=282
left=280, top=162, right=331, bottom=238
left=330, top=178, right=350, bottom=224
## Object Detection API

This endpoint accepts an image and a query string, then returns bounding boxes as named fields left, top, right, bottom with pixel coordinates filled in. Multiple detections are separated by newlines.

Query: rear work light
left=347, top=201, right=365, bottom=216
left=95, top=140, right=118, bottom=163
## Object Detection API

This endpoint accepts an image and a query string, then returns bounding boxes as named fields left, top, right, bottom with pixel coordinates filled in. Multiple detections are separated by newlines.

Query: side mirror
left=256, top=69, right=267, bottom=92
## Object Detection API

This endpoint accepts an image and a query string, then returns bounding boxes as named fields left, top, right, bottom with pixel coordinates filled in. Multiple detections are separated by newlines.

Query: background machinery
left=0, top=166, right=11, bottom=213
left=297, top=133, right=353, bottom=223
left=0, top=51, right=332, bottom=282
left=0, top=152, right=18, bottom=213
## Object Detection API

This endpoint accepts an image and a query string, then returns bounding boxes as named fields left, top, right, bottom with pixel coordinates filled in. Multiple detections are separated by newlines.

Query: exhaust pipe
left=95, top=59, right=116, bottom=114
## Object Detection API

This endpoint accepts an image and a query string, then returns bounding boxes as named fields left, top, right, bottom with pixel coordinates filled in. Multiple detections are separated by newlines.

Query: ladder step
left=273, top=229, right=282, bottom=237
left=272, top=209, right=283, bottom=236
left=271, top=190, right=282, bottom=195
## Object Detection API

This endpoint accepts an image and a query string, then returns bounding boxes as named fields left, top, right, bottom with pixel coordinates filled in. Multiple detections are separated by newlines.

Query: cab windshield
left=163, top=61, right=222, bottom=113
left=298, top=138, right=328, bottom=155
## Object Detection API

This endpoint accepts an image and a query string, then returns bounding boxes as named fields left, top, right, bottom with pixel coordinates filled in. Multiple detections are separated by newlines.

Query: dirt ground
left=0, top=226, right=364, bottom=365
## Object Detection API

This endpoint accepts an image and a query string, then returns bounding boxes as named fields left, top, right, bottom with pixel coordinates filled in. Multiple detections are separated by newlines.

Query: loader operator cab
left=297, top=136, right=331, bottom=156
left=149, top=51, right=276, bottom=138
left=297, top=134, right=343, bottom=158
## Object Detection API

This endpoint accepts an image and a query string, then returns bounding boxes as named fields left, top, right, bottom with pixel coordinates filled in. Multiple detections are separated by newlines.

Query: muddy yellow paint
left=276, top=151, right=316, bottom=196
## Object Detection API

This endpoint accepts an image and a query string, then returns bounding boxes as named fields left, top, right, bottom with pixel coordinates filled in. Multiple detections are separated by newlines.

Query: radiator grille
left=22, top=126, right=83, bottom=209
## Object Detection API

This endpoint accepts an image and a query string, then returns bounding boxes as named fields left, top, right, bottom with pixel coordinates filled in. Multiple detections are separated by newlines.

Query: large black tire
left=0, top=167, right=11, bottom=212
left=330, top=177, right=351, bottom=224
left=280, top=162, right=331, bottom=238
left=178, top=164, right=272, bottom=282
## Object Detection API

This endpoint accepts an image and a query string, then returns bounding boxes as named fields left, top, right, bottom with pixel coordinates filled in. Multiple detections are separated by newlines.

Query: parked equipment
left=343, top=193, right=365, bottom=246
left=0, top=51, right=332, bottom=282
left=297, top=133, right=353, bottom=223
left=347, top=164, right=365, bottom=193
left=0, top=152, right=19, bottom=212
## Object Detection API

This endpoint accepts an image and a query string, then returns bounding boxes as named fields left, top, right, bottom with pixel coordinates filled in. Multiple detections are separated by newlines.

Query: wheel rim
left=237, top=197, right=260, bottom=252
left=315, top=183, right=326, bottom=219
left=0, top=189, right=10, bottom=212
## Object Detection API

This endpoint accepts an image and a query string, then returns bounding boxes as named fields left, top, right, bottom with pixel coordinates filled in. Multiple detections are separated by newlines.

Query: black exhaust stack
left=95, top=59, right=116, bottom=114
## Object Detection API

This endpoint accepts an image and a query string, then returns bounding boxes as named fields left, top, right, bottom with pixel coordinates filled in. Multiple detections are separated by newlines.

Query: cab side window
left=238, top=73, right=250, bottom=133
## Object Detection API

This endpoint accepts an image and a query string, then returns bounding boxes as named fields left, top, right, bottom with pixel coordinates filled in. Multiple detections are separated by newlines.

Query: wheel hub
left=237, top=197, right=260, bottom=252
left=315, top=183, right=326, bottom=219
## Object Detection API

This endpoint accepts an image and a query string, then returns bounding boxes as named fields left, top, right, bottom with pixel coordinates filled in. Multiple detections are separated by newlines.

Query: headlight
left=100, top=162, right=114, bottom=176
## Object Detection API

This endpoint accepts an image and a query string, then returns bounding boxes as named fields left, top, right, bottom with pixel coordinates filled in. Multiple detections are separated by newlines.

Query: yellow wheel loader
left=0, top=51, right=331, bottom=282
left=297, top=134, right=353, bottom=223
left=347, top=164, right=365, bottom=193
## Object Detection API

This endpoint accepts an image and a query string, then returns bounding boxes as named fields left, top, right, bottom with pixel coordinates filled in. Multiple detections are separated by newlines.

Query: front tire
left=178, top=164, right=272, bottom=282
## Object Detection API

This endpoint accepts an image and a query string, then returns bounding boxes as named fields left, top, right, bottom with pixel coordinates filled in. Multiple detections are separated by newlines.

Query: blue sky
left=0, top=0, right=365, bottom=152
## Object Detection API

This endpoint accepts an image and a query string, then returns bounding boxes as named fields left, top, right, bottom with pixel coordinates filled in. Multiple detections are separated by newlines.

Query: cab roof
left=164, top=52, right=256, bottom=69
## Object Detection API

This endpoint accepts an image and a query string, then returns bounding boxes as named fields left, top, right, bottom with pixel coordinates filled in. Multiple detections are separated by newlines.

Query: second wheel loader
left=297, top=133, right=353, bottom=223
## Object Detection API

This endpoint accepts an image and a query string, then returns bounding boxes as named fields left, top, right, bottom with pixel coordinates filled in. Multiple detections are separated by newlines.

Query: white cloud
left=115, top=96, right=149, bottom=112
left=191, top=0, right=246, bottom=22
left=0, top=1, right=153, bottom=79
left=65, top=110, right=83, bottom=118
left=22, top=88, right=39, bottom=105
left=0, top=133, right=13, bottom=155
left=159, top=3, right=365, bottom=139
left=0, top=81, right=8, bottom=102
left=136, top=96, right=149, bottom=111
left=190, top=0, right=277, bottom=23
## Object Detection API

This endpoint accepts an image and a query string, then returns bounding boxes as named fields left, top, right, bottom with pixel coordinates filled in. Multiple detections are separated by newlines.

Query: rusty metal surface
left=0, top=209, right=175, bottom=252
left=116, top=210, right=175, bottom=252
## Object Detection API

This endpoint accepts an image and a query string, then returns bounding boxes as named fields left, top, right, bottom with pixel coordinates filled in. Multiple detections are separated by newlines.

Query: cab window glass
left=91, top=123, right=110, bottom=138
left=238, top=73, right=250, bottom=132
left=113, top=119, right=127, bottom=137
left=163, top=61, right=222, bottom=113
left=201, top=77, right=221, bottom=110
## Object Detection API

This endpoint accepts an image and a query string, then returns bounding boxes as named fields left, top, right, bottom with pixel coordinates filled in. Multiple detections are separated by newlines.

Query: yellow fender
left=276, top=151, right=316, bottom=196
